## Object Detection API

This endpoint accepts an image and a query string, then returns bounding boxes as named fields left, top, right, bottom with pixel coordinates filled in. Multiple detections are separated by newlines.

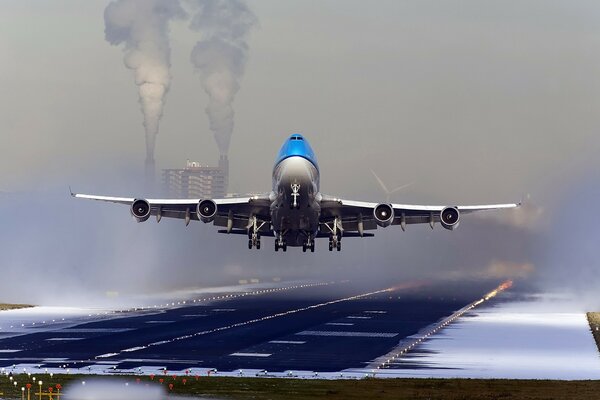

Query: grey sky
left=1, top=0, right=599, bottom=200
left=1, top=1, right=600, bottom=305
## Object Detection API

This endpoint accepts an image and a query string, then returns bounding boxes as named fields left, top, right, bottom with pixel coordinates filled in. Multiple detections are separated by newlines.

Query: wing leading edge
left=319, top=195, right=520, bottom=233
left=71, top=191, right=272, bottom=230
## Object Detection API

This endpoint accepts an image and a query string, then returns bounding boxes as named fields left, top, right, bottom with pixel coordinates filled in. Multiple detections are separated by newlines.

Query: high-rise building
left=162, top=156, right=228, bottom=199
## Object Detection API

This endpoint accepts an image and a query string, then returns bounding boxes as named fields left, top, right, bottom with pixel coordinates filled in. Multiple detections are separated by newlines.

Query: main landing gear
left=274, top=233, right=287, bottom=252
left=325, top=217, right=342, bottom=252
left=328, top=235, right=341, bottom=251
left=302, top=236, right=315, bottom=253
left=248, top=216, right=266, bottom=250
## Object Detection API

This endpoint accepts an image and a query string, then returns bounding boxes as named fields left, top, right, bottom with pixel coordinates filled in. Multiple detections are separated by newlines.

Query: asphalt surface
left=0, top=282, right=466, bottom=372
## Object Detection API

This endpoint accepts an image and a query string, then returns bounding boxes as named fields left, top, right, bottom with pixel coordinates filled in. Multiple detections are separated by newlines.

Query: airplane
left=72, top=133, right=520, bottom=252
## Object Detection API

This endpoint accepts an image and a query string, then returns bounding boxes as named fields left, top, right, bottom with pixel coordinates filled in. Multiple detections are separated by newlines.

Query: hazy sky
left=1, top=1, right=599, bottom=305
left=1, top=0, right=599, bottom=200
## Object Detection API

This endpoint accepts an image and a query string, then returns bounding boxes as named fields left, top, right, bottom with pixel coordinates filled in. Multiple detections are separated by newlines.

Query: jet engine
left=440, top=206, right=460, bottom=230
left=197, top=199, right=217, bottom=223
left=374, top=203, right=394, bottom=227
left=130, top=199, right=151, bottom=223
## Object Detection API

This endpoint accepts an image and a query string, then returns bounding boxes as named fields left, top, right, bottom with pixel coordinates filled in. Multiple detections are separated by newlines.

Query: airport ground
left=0, top=281, right=599, bottom=398
left=0, top=305, right=32, bottom=312
left=2, top=374, right=600, bottom=399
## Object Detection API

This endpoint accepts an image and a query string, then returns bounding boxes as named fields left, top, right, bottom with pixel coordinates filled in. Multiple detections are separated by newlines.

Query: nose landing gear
left=290, top=183, right=301, bottom=209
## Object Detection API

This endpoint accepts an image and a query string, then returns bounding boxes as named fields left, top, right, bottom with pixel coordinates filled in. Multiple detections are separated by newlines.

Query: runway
left=1, top=279, right=595, bottom=379
left=0, top=281, right=467, bottom=374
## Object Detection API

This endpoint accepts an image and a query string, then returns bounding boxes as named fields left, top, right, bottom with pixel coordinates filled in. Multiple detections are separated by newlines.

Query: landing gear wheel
left=275, top=241, right=279, bottom=252
left=256, top=240, right=261, bottom=250
left=283, top=242, right=287, bottom=252
left=302, top=244, right=307, bottom=252
left=328, top=242, right=333, bottom=251
left=310, top=243, right=315, bottom=253
left=248, top=239, right=253, bottom=249
left=336, top=241, right=341, bottom=251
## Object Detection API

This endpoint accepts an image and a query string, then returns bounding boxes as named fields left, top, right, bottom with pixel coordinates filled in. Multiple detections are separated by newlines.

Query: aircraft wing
left=319, top=195, right=520, bottom=233
left=71, top=191, right=272, bottom=231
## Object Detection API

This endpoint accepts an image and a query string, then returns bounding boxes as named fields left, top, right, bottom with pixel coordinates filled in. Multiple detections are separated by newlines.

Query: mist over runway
left=1, top=278, right=592, bottom=379
left=0, top=280, right=474, bottom=373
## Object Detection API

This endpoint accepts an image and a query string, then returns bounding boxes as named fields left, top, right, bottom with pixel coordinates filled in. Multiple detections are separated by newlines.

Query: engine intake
left=440, top=206, right=460, bottom=230
left=197, top=199, right=217, bottom=223
left=131, top=199, right=151, bottom=223
left=374, top=203, right=394, bottom=228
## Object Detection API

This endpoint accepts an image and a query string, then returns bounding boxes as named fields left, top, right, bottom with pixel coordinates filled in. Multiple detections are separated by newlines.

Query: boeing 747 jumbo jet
left=72, top=134, right=519, bottom=252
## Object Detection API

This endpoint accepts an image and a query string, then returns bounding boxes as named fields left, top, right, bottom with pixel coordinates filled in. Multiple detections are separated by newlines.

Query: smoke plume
left=188, top=0, right=257, bottom=155
left=104, top=0, right=186, bottom=179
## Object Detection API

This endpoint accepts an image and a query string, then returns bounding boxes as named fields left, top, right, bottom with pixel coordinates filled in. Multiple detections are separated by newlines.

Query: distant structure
left=162, top=156, right=228, bottom=199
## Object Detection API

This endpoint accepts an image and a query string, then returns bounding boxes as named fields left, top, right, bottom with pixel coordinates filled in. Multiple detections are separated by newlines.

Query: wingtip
left=69, top=186, right=75, bottom=197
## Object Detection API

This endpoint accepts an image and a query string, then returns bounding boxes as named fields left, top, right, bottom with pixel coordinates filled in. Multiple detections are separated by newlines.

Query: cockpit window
left=291, top=135, right=303, bottom=141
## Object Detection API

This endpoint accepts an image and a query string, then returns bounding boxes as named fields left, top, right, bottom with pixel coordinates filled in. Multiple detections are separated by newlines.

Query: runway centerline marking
left=268, top=340, right=306, bottom=344
left=230, top=352, right=272, bottom=357
left=145, top=321, right=176, bottom=324
left=95, top=285, right=417, bottom=360
left=296, top=331, right=398, bottom=338
left=326, top=322, right=354, bottom=326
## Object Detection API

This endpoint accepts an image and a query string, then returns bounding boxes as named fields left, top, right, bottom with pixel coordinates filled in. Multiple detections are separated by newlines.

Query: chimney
left=219, top=154, right=229, bottom=195
left=145, top=157, right=156, bottom=193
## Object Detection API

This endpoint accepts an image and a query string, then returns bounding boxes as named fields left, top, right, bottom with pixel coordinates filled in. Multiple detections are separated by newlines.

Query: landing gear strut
left=274, top=232, right=287, bottom=252
left=247, top=216, right=266, bottom=250
left=325, top=217, right=342, bottom=252
left=302, top=235, right=315, bottom=253
left=290, top=183, right=301, bottom=209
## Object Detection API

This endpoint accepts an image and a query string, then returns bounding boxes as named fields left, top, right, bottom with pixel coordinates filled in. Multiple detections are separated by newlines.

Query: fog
left=1, top=1, right=600, bottom=307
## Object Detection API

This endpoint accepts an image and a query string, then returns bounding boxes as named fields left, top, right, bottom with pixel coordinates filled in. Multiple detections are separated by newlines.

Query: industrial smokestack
left=219, top=154, right=229, bottom=194
left=104, top=0, right=186, bottom=186
left=188, top=0, right=257, bottom=156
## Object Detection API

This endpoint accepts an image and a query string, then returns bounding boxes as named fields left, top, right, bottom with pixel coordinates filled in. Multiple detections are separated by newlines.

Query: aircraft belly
left=271, top=156, right=320, bottom=246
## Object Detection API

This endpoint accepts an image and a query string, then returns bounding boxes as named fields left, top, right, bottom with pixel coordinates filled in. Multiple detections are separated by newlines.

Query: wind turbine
left=370, top=169, right=414, bottom=203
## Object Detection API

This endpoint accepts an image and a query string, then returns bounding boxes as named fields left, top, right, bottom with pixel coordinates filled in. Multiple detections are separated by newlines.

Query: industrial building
left=162, top=155, right=228, bottom=199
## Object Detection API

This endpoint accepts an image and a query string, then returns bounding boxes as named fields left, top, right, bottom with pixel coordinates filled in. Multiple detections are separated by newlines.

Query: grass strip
left=0, top=304, right=33, bottom=311
left=1, top=374, right=600, bottom=399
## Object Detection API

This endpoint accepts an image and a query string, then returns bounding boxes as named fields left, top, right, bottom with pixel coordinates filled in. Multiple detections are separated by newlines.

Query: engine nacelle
left=130, top=199, right=151, bottom=223
left=197, top=199, right=217, bottom=223
left=374, top=203, right=394, bottom=228
left=440, top=206, right=460, bottom=230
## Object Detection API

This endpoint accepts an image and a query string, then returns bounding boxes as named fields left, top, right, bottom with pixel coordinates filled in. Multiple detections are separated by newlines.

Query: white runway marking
left=122, top=346, right=147, bottom=352
left=268, top=340, right=306, bottom=344
left=96, top=353, right=119, bottom=358
left=0, top=349, right=21, bottom=353
left=64, top=329, right=132, bottom=333
left=347, top=316, right=371, bottom=319
left=46, top=338, right=84, bottom=341
left=230, top=352, right=271, bottom=357
left=212, top=309, right=236, bottom=312
left=145, top=321, right=175, bottom=324
left=94, top=286, right=397, bottom=359
left=182, top=314, right=207, bottom=317
left=326, top=322, right=354, bottom=326
left=364, top=311, right=387, bottom=314
left=296, top=331, right=398, bottom=338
